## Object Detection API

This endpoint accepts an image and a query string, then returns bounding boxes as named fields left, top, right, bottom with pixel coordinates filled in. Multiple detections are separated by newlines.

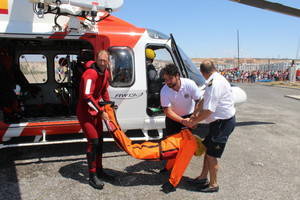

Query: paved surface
left=0, top=83, right=300, bottom=200
left=258, top=81, right=300, bottom=90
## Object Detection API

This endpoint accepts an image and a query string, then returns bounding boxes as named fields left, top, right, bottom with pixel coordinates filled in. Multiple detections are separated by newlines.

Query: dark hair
left=200, top=60, right=216, bottom=74
left=160, top=63, right=180, bottom=77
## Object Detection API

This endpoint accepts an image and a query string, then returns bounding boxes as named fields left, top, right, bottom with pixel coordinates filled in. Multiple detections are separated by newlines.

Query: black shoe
left=158, top=168, right=169, bottom=174
left=89, top=173, right=104, bottom=189
left=97, top=170, right=115, bottom=182
left=188, top=177, right=209, bottom=185
left=161, top=181, right=176, bottom=194
left=198, top=185, right=219, bottom=193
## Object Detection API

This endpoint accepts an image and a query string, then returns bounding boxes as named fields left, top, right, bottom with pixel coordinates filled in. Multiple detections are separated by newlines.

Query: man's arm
left=82, top=70, right=104, bottom=116
left=188, top=81, right=220, bottom=126
left=193, top=99, right=203, bottom=115
left=163, top=107, right=186, bottom=125
left=183, top=99, right=211, bottom=128
left=189, top=109, right=212, bottom=127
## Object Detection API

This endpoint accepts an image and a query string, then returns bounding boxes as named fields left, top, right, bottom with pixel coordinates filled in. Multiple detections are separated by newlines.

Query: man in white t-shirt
left=185, top=60, right=236, bottom=193
left=159, top=63, right=201, bottom=193
left=160, top=63, right=201, bottom=136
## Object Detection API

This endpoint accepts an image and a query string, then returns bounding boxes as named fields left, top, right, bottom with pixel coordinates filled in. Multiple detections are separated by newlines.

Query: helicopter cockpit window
left=54, top=54, right=78, bottom=83
left=109, top=47, right=134, bottom=87
left=178, top=47, right=206, bottom=86
left=19, top=54, right=47, bottom=84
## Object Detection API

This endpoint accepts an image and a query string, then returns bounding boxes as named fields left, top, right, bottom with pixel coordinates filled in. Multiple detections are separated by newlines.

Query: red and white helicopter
left=0, top=0, right=247, bottom=149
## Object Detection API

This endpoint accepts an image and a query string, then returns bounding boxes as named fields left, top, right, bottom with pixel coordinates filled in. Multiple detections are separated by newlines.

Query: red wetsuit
left=76, top=61, right=110, bottom=173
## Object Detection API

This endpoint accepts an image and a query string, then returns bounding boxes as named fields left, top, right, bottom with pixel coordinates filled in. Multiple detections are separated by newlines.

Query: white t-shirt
left=203, top=72, right=235, bottom=123
left=160, top=78, right=201, bottom=116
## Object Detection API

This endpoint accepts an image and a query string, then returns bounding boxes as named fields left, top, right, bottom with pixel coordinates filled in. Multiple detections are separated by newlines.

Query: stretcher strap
left=103, top=119, right=127, bottom=153
left=160, top=148, right=179, bottom=160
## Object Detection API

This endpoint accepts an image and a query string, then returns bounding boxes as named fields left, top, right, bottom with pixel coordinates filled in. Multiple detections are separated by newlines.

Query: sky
left=114, top=0, right=300, bottom=59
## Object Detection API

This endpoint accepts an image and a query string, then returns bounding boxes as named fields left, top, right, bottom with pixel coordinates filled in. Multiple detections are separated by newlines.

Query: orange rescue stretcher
left=103, top=104, right=205, bottom=187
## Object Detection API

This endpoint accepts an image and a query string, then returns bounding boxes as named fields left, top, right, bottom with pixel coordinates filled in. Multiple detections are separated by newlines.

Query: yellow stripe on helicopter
left=0, top=0, right=8, bottom=14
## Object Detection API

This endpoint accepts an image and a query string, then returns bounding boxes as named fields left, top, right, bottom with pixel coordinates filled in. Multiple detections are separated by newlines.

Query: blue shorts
left=203, top=116, right=236, bottom=158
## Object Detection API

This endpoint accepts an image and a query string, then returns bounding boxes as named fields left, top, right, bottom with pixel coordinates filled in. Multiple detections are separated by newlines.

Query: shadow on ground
left=59, top=159, right=204, bottom=193
left=236, top=121, right=275, bottom=126
left=0, top=142, right=124, bottom=200
left=59, top=160, right=168, bottom=187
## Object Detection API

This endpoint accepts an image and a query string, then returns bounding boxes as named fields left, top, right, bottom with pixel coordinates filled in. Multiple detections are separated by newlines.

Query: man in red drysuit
left=76, top=50, right=114, bottom=190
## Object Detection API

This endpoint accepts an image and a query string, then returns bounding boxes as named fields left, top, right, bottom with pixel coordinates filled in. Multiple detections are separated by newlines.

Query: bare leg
left=207, top=154, right=219, bottom=187
left=197, top=153, right=209, bottom=179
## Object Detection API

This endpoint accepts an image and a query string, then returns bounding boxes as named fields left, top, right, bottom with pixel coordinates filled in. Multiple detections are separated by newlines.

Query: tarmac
left=0, top=83, right=300, bottom=200
left=258, top=81, right=300, bottom=90
left=258, top=81, right=300, bottom=100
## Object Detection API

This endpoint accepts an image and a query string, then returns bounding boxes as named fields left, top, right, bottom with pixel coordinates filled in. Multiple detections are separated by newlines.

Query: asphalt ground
left=0, top=83, right=300, bottom=200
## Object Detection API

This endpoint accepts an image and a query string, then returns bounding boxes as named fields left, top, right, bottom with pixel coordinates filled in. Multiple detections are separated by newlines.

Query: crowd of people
left=220, top=69, right=292, bottom=83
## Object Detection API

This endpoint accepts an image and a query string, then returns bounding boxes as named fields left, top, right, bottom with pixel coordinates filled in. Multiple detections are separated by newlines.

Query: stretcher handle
left=98, top=101, right=118, bottom=109
left=99, top=101, right=115, bottom=106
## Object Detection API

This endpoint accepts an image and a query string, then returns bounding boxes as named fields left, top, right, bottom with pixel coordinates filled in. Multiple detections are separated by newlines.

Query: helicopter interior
left=0, top=37, right=93, bottom=123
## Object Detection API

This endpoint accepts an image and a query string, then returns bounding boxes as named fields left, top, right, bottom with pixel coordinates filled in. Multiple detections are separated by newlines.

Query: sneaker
left=161, top=181, right=176, bottom=194
left=89, top=173, right=104, bottom=189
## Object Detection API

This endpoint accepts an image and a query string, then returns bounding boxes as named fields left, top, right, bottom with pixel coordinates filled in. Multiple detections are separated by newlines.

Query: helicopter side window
left=19, top=54, right=47, bottom=84
left=177, top=47, right=206, bottom=86
left=151, top=48, right=175, bottom=72
left=54, top=54, right=78, bottom=83
left=109, top=47, right=134, bottom=87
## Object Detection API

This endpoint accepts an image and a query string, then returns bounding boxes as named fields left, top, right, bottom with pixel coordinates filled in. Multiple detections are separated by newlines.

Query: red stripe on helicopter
left=79, top=15, right=145, bottom=53
left=0, top=9, right=8, bottom=14
left=19, top=121, right=82, bottom=137
left=98, top=15, right=145, bottom=49
left=0, top=121, right=81, bottom=141
left=49, top=31, right=68, bottom=39
left=0, top=122, right=9, bottom=142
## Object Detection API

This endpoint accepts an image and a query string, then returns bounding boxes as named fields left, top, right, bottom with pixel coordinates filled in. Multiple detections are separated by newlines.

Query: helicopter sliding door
left=144, top=44, right=177, bottom=116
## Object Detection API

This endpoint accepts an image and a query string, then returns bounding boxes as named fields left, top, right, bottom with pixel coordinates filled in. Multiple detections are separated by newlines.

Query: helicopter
left=0, top=0, right=247, bottom=149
